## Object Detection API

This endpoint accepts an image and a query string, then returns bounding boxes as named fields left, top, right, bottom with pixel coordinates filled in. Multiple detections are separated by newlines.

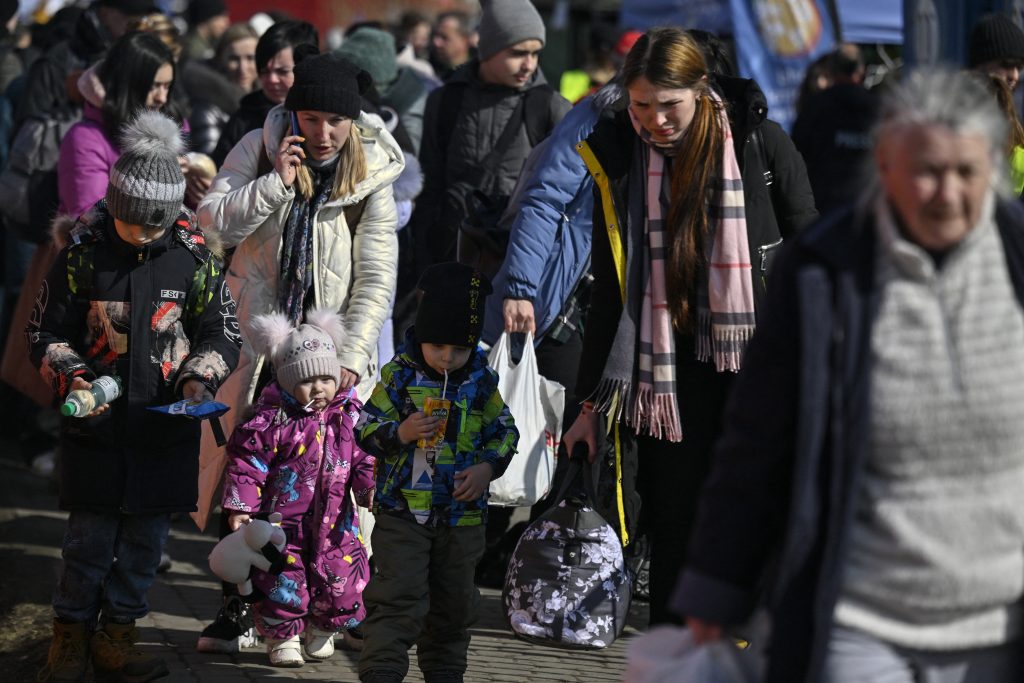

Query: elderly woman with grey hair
left=671, top=68, right=1024, bottom=683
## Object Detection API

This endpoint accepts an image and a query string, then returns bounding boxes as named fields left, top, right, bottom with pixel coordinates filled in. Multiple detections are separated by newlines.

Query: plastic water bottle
left=60, top=375, right=123, bottom=417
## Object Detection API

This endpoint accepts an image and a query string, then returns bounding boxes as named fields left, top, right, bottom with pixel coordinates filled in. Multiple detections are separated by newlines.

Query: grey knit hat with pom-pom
left=106, top=110, right=186, bottom=232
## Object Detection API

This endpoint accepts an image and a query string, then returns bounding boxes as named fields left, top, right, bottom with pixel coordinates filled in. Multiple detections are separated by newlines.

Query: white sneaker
left=303, top=627, right=336, bottom=660
left=267, top=635, right=303, bottom=667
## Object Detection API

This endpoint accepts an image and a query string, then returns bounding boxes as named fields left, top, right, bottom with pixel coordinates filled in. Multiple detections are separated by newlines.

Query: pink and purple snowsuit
left=222, top=382, right=375, bottom=639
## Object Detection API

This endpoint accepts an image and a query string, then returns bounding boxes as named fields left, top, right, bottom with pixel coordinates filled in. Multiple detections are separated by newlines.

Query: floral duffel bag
left=502, top=455, right=632, bottom=649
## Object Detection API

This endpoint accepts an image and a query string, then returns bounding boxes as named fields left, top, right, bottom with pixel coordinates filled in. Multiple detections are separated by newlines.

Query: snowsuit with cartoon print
left=223, top=381, right=375, bottom=639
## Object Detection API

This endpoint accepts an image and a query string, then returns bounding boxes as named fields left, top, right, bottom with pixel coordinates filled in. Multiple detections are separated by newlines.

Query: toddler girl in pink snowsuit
left=221, top=308, right=375, bottom=667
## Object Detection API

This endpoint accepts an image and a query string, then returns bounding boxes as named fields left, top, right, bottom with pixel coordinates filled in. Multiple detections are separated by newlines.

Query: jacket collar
left=397, top=326, right=487, bottom=385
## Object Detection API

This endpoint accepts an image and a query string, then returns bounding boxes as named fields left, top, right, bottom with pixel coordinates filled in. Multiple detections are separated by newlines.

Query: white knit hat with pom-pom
left=249, top=308, right=346, bottom=394
left=106, top=110, right=186, bottom=232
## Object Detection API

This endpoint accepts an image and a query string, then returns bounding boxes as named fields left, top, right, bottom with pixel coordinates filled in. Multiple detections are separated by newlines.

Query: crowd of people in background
left=4, top=0, right=1024, bottom=682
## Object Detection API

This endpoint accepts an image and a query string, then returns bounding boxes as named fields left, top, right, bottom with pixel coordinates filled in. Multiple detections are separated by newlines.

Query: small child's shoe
left=303, top=627, right=336, bottom=660
left=267, top=635, right=303, bottom=667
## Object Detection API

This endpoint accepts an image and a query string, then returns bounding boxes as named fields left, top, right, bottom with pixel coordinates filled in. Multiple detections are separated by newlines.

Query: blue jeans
left=53, top=510, right=172, bottom=624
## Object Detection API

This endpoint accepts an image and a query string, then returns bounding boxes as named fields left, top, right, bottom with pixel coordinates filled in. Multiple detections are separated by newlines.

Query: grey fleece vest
left=834, top=194, right=1024, bottom=650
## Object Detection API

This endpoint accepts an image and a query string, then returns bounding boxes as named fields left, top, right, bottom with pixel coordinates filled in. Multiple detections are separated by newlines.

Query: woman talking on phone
left=193, top=53, right=404, bottom=652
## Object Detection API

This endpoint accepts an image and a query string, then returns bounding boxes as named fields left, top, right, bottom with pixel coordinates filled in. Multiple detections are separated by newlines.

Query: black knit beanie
left=969, top=14, right=1024, bottom=68
left=415, top=263, right=493, bottom=348
left=285, top=52, right=371, bottom=119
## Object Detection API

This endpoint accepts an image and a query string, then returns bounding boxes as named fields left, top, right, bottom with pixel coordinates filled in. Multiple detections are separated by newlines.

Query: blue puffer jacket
left=482, top=87, right=622, bottom=345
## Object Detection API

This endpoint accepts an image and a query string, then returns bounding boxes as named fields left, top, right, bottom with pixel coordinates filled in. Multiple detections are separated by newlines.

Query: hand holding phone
left=274, top=112, right=305, bottom=188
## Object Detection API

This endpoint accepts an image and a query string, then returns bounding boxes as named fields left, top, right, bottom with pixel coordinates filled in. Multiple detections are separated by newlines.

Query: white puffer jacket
left=200, top=105, right=403, bottom=401
left=192, top=106, right=403, bottom=529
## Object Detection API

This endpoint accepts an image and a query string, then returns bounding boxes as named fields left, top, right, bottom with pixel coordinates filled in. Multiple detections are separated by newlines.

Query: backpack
left=502, top=455, right=633, bottom=649
left=436, top=82, right=558, bottom=279
left=0, top=110, right=80, bottom=243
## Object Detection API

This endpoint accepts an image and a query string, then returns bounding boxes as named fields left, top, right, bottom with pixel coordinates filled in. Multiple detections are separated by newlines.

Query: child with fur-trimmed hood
left=221, top=308, right=375, bottom=667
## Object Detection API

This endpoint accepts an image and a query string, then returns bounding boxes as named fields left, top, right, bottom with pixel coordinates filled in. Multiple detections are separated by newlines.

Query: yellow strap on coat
left=577, top=139, right=630, bottom=547
left=576, top=141, right=627, bottom=304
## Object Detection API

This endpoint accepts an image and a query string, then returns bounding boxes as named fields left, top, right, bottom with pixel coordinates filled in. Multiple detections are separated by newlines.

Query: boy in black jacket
left=30, top=111, right=241, bottom=683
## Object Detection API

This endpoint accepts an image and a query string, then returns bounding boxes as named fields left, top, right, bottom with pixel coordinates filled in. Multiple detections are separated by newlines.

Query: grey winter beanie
left=106, top=111, right=186, bottom=232
left=336, top=27, right=398, bottom=88
left=273, top=323, right=341, bottom=395
left=969, top=14, right=1024, bottom=68
left=250, top=308, right=346, bottom=396
left=477, top=0, right=546, bottom=62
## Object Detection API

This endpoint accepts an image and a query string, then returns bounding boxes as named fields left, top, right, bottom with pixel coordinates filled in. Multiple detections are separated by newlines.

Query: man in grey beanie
left=409, top=0, right=569, bottom=272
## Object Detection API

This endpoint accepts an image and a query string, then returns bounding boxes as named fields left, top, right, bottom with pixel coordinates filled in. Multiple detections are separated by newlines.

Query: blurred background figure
left=969, top=13, right=1024, bottom=92
left=182, top=0, right=230, bottom=62
left=396, top=9, right=431, bottom=62
left=979, top=73, right=1024, bottom=197
left=187, top=22, right=258, bottom=157
left=15, top=0, right=154, bottom=126
left=791, top=43, right=878, bottom=216
left=211, top=19, right=318, bottom=167
left=430, top=10, right=474, bottom=81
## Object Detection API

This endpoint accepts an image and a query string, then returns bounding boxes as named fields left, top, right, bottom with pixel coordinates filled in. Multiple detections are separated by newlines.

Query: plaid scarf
left=279, top=161, right=337, bottom=323
left=590, top=91, right=754, bottom=442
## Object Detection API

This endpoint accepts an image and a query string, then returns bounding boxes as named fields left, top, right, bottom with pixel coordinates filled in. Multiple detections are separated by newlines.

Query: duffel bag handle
left=552, top=442, right=598, bottom=506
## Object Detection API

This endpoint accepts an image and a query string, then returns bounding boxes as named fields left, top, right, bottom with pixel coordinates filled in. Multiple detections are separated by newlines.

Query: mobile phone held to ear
left=290, top=111, right=302, bottom=142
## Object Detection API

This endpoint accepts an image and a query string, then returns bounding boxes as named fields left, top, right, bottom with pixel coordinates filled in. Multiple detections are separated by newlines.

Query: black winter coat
left=575, top=76, right=818, bottom=402
left=28, top=204, right=242, bottom=514
left=672, top=199, right=1024, bottom=683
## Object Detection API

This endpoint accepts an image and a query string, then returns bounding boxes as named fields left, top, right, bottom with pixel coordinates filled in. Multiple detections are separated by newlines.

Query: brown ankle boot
left=36, top=618, right=89, bottom=683
left=90, top=620, right=169, bottom=682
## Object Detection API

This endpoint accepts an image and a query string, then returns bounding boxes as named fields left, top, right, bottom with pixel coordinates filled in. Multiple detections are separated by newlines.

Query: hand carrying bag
left=487, top=331, right=565, bottom=507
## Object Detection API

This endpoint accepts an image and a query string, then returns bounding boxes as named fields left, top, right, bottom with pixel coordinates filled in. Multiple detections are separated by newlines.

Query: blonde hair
left=128, top=13, right=183, bottom=61
left=294, top=122, right=368, bottom=201
left=621, top=27, right=725, bottom=333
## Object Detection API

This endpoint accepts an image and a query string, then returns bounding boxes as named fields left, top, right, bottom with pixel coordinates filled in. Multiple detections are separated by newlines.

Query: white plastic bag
left=487, top=332, right=565, bottom=507
left=625, top=626, right=761, bottom=683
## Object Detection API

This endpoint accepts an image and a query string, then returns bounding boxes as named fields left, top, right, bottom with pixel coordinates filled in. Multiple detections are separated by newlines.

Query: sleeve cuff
left=669, top=569, right=754, bottom=626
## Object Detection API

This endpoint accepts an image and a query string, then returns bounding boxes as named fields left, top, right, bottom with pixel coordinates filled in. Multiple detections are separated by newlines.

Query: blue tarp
left=620, top=0, right=903, bottom=45
left=837, top=0, right=903, bottom=44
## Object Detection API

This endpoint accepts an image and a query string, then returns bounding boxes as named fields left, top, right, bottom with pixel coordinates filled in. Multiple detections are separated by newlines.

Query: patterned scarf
left=591, top=91, right=754, bottom=442
left=279, top=160, right=337, bottom=323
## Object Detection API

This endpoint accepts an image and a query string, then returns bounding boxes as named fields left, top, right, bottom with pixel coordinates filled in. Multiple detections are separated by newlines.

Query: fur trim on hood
left=76, top=62, right=105, bottom=109
left=49, top=205, right=225, bottom=258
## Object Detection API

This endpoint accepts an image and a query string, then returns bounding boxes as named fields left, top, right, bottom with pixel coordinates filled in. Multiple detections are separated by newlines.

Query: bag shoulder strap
left=522, top=84, right=557, bottom=147
left=436, top=81, right=468, bottom=164
left=747, top=125, right=773, bottom=187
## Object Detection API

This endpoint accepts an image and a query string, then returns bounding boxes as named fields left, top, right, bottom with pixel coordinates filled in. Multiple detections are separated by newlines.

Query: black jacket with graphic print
left=27, top=202, right=242, bottom=514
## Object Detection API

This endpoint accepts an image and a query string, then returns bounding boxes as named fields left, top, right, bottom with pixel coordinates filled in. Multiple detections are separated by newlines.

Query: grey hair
left=866, top=67, right=1010, bottom=200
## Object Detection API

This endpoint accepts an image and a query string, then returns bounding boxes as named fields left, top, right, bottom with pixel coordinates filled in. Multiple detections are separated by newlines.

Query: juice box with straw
left=418, top=369, right=451, bottom=449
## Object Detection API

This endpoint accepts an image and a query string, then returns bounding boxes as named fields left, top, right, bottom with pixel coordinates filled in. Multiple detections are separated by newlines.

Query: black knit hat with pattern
left=415, top=263, right=493, bottom=348
left=969, top=14, right=1024, bottom=68
left=285, top=52, right=371, bottom=119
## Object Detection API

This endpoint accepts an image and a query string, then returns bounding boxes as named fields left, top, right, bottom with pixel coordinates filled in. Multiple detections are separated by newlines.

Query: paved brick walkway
left=0, top=450, right=647, bottom=682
